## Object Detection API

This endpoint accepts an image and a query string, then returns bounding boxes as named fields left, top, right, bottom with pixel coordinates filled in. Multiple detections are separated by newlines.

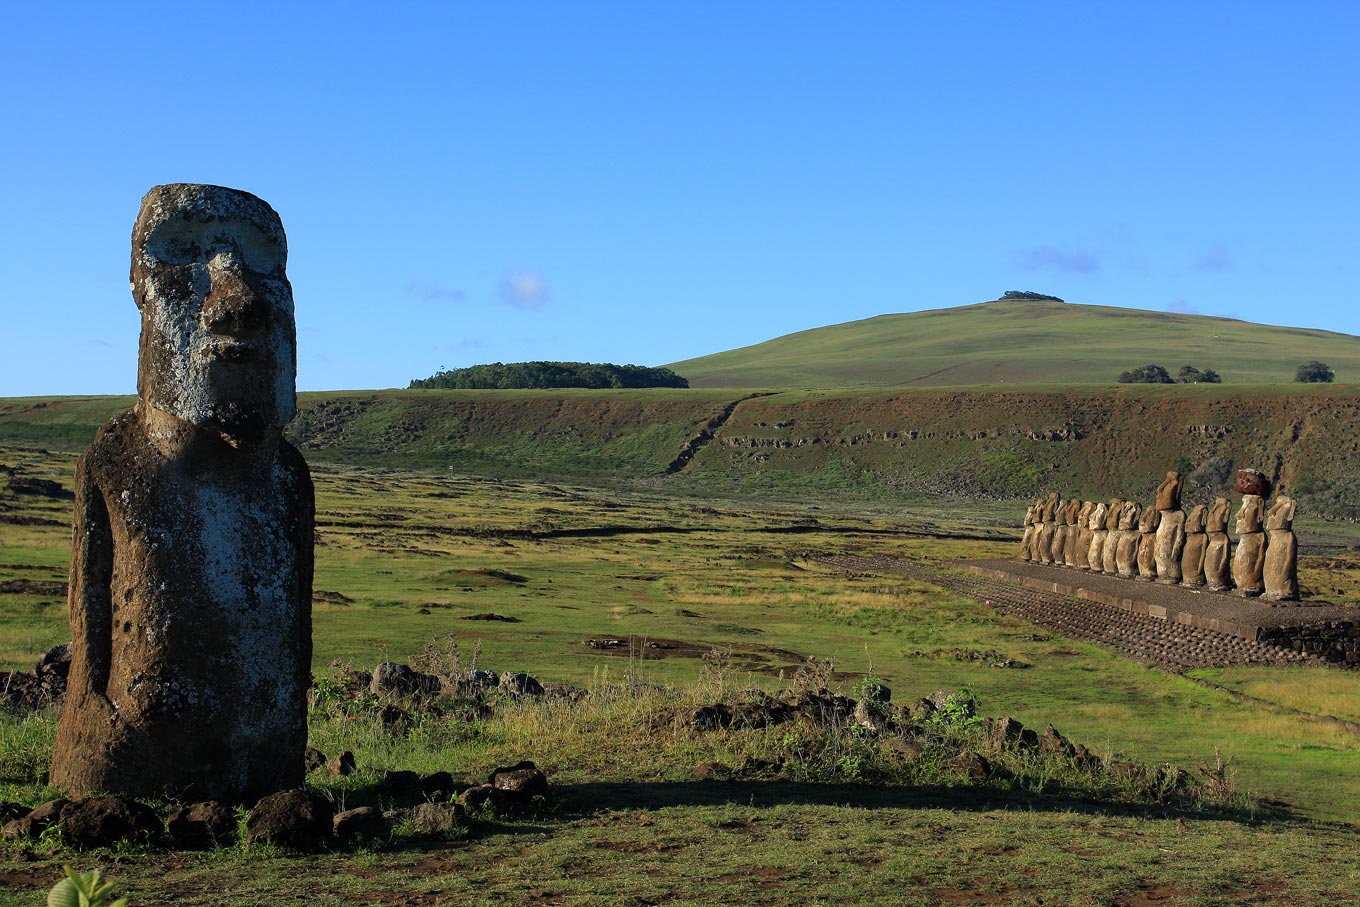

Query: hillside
left=5, top=385, right=1360, bottom=523
left=667, top=298, right=1360, bottom=388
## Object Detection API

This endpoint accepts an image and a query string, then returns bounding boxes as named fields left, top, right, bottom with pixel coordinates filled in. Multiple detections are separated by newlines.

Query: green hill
left=667, top=298, right=1360, bottom=388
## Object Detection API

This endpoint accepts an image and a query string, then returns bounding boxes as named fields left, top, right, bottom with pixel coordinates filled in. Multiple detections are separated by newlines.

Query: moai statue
left=1036, top=492, right=1059, bottom=566
left=1019, top=504, right=1037, bottom=561
left=1074, top=501, right=1096, bottom=569
left=1203, top=497, right=1233, bottom=592
left=1180, top=505, right=1208, bottom=587
left=1087, top=501, right=1109, bottom=572
left=1062, top=499, right=1083, bottom=566
left=1114, top=500, right=1141, bottom=577
left=1232, top=470, right=1269, bottom=597
left=1262, top=495, right=1299, bottom=601
left=1049, top=499, right=1069, bottom=566
left=1153, top=471, right=1186, bottom=584
left=1101, top=498, right=1123, bottom=574
left=51, top=185, right=313, bottom=801
left=1135, top=504, right=1160, bottom=581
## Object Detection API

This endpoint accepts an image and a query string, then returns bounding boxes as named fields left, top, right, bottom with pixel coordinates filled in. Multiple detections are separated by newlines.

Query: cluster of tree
left=1295, top=361, right=1335, bottom=383
left=409, top=361, right=690, bottom=390
left=1001, top=290, right=1065, bottom=302
left=1116, top=364, right=1221, bottom=384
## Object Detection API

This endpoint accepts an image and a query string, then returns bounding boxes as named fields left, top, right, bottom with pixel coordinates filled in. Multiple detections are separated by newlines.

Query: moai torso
left=51, top=184, right=313, bottom=802
left=1062, top=500, right=1083, bottom=566
left=1232, top=494, right=1266, bottom=596
left=1019, top=505, right=1037, bottom=561
left=1179, top=505, right=1208, bottom=587
left=1136, top=504, right=1160, bottom=581
left=1049, top=499, right=1070, bottom=565
left=1037, top=493, right=1059, bottom=565
left=1074, top=501, right=1095, bottom=569
left=1088, top=503, right=1109, bottom=572
left=1153, top=472, right=1185, bottom=584
left=1262, top=495, right=1299, bottom=601
left=1101, top=499, right=1123, bottom=574
left=1115, top=501, right=1141, bottom=577
left=1204, top=497, right=1233, bottom=591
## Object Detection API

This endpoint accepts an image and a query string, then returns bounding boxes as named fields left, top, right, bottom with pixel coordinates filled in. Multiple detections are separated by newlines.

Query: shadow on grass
left=546, top=779, right=1288, bottom=825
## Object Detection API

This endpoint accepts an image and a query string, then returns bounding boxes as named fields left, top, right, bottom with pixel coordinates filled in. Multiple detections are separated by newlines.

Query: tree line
left=409, top=361, right=690, bottom=390
left=1116, top=361, right=1336, bottom=384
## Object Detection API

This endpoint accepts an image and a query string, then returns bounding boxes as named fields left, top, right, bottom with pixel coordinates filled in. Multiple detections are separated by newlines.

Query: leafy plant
left=47, top=866, right=128, bottom=907
left=1296, top=360, right=1335, bottom=383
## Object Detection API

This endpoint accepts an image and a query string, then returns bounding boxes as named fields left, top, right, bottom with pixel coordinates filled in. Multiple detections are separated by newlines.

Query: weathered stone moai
left=1179, top=504, right=1208, bottom=587
left=51, top=185, right=313, bottom=801
left=1262, top=495, right=1299, bottom=601
left=1074, top=501, right=1096, bottom=570
left=1153, top=472, right=1185, bottom=584
left=1019, top=504, right=1038, bottom=561
left=1135, top=504, right=1160, bottom=581
left=1203, top=497, right=1233, bottom=592
left=1049, top=499, right=1070, bottom=566
left=1114, top=500, right=1141, bottom=578
left=1036, top=492, right=1059, bottom=565
left=1101, top=498, right=1123, bottom=574
left=1062, top=499, right=1083, bottom=566
left=1232, top=470, right=1269, bottom=597
left=1087, top=501, right=1109, bottom=572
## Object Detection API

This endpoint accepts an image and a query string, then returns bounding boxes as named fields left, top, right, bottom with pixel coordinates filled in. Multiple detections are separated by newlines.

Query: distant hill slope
left=667, top=298, right=1360, bottom=387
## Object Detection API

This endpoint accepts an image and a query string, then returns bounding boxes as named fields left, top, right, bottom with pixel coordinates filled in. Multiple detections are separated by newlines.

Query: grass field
left=668, top=297, right=1360, bottom=388
left=4, top=440, right=1360, bottom=905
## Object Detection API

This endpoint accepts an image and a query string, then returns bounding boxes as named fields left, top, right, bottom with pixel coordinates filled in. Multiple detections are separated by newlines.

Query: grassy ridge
left=667, top=298, right=1360, bottom=388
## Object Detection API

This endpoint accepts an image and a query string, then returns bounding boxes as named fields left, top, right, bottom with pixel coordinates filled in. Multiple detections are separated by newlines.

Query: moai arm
left=67, top=455, right=114, bottom=703
left=293, top=454, right=316, bottom=702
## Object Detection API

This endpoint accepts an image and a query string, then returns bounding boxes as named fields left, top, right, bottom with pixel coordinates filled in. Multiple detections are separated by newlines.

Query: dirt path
left=663, top=392, right=773, bottom=474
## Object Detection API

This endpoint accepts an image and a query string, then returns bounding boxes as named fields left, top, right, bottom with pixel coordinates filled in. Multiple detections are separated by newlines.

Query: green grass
left=667, top=296, right=1360, bottom=387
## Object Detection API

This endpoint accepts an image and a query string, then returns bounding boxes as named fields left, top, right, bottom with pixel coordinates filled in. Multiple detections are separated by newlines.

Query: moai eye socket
left=145, top=218, right=285, bottom=273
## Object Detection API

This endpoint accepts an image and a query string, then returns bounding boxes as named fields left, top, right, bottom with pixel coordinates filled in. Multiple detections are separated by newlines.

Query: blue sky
left=2, top=2, right=1356, bottom=395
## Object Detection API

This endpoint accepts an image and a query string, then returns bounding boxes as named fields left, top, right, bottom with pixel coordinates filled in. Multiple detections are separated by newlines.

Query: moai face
left=1207, top=497, right=1231, bottom=533
left=1138, top=503, right=1160, bottom=534
left=1118, top=500, right=1140, bottom=530
left=1185, top=504, right=1206, bottom=533
left=1266, top=495, right=1296, bottom=531
left=1236, top=495, right=1264, bottom=534
left=131, top=184, right=296, bottom=442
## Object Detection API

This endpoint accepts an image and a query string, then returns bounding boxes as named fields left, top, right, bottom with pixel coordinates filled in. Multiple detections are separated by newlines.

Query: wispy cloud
left=499, top=269, right=551, bottom=309
left=1196, top=246, right=1231, bottom=271
left=406, top=280, right=468, bottom=302
left=1016, top=246, right=1101, bottom=274
left=1167, top=299, right=1200, bottom=315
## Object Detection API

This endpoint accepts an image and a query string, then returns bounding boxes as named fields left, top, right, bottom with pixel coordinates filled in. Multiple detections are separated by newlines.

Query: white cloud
left=499, top=269, right=551, bottom=308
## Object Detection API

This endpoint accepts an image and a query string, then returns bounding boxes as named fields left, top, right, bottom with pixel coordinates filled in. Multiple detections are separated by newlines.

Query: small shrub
left=1117, top=364, right=1173, bottom=384
left=47, top=866, right=128, bottom=907
left=1296, top=361, right=1335, bottom=383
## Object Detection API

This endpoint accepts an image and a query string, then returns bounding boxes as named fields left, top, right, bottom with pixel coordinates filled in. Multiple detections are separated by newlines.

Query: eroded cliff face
left=6, top=387, right=1360, bottom=515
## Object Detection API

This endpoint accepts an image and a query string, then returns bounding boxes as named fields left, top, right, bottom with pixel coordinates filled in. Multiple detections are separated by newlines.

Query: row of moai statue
left=1018, top=469, right=1298, bottom=601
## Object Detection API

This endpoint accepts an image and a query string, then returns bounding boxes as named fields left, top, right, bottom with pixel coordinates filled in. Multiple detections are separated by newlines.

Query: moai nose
left=202, top=260, right=270, bottom=335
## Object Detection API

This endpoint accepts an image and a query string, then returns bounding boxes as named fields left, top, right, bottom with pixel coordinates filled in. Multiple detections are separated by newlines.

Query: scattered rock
left=490, top=761, right=549, bottom=799
left=906, top=698, right=937, bottom=721
left=33, top=642, right=71, bottom=680
left=0, top=801, right=26, bottom=822
left=327, top=751, right=356, bottom=777
left=245, top=790, right=334, bottom=849
left=167, top=801, right=237, bottom=847
left=683, top=703, right=733, bottom=730
left=946, top=751, right=992, bottom=781
left=304, top=747, right=327, bottom=773
left=498, top=672, right=544, bottom=696
left=410, top=801, right=461, bottom=837
left=1040, top=724, right=1075, bottom=757
left=541, top=681, right=587, bottom=702
left=377, top=703, right=412, bottom=736
left=370, top=662, right=441, bottom=699
left=333, top=806, right=388, bottom=840
left=461, top=613, right=521, bottom=622
left=60, top=796, right=161, bottom=848
left=421, top=771, right=455, bottom=798
left=456, top=784, right=497, bottom=814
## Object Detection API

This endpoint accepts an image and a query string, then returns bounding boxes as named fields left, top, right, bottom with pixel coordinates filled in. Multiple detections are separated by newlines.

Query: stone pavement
left=811, top=554, right=1338, bottom=672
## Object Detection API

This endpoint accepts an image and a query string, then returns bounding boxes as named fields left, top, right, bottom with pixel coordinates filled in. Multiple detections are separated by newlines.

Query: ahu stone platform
left=962, top=559, right=1360, bottom=665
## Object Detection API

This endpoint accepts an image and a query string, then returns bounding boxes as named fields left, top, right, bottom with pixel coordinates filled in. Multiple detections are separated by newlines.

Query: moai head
left=1138, top=503, right=1161, bottom=534
left=1089, top=502, right=1108, bottom=530
left=1023, top=505, right=1036, bottom=527
left=1236, top=495, right=1264, bottom=534
left=1155, top=471, right=1183, bottom=511
left=1042, top=492, right=1059, bottom=521
left=1105, top=499, right=1123, bottom=531
left=1078, top=500, right=1095, bottom=527
left=1065, top=499, right=1082, bottom=526
left=131, top=184, right=296, bottom=442
left=1266, top=495, right=1296, bottom=531
left=1185, top=504, right=1207, bottom=533
left=1207, top=497, right=1231, bottom=532
left=1118, top=500, right=1140, bottom=531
